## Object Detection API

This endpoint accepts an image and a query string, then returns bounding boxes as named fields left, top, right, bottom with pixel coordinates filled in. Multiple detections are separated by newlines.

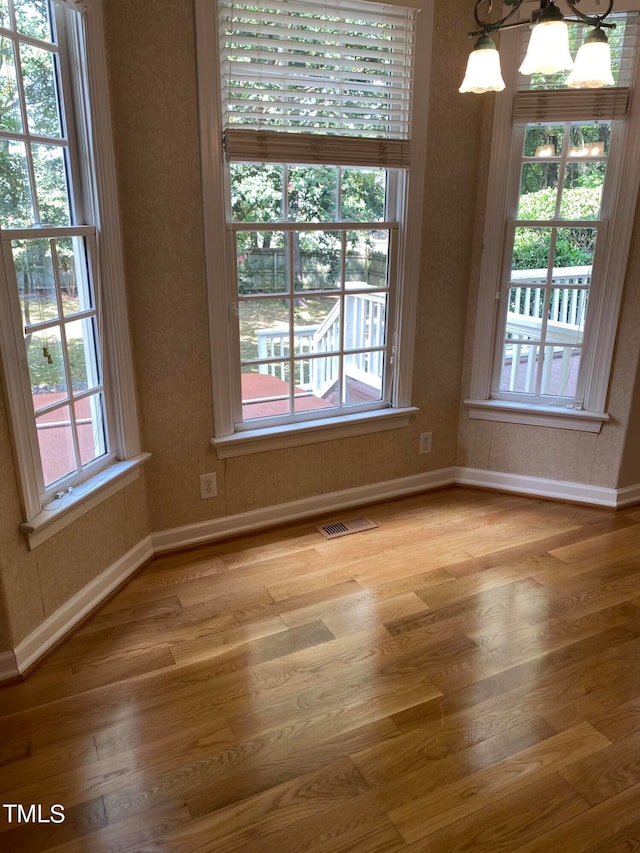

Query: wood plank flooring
left=2, top=487, right=640, bottom=851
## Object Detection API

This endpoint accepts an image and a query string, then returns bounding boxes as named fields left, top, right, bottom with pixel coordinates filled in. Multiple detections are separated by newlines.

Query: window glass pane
left=0, top=2, right=9, bottom=27
left=239, top=298, right=289, bottom=362
left=298, top=356, right=339, bottom=410
left=68, top=316, right=100, bottom=393
left=32, top=143, right=70, bottom=224
left=547, top=287, right=588, bottom=342
left=27, top=326, right=66, bottom=402
left=294, top=297, right=338, bottom=354
left=231, top=164, right=283, bottom=223
left=0, top=140, right=34, bottom=226
left=546, top=313, right=583, bottom=347
left=20, top=42, right=61, bottom=138
left=346, top=230, right=389, bottom=287
left=541, top=345, right=581, bottom=397
left=523, top=125, right=564, bottom=158
left=341, top=168, right=386, bottom=221
left=512, top=226, right=551, bottom=271
left=75, top=393, right=106, bottom=467
left=241, top=363, right=291, bottom=420
left=553, top=227, right=597, bottom=272
left=36, top=403, right=75, bottom=487
left=499, top=340, right=540, bottom=394
left=0, top=38, right=23, bottom=133
left=344, top=291, right=387, bottom=354
left=344, top=352, right=384, bottom=404
left=287, top=166, right=337, bottom=222
left=509, top=283, right=544, bottom=326
left=56, top=237, right=91, bottom=315
left=15, top=238, right=58, bottom=327
left=14, top=0, right=51, bottom=41
left=294, top=230, right=341, bottom=291
left=567, top=122, right=610, bottom=157
left=518, top=163, right=558, bottom=220
left=560, top=163, right=606, bottom=220
left=237, top=231, right=287, bottom=295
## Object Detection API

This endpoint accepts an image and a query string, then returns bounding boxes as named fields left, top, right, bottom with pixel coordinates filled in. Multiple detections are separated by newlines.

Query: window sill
left=211, top=407, right=418, bottom=458
left=464, top=399, right=608, bottom=432
left=20, top=453, right=151, bottom=550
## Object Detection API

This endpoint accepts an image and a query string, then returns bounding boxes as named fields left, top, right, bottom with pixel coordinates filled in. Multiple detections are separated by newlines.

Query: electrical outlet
left=419, top=432, right=432, bottom=455
left=199, top=472, right=217, bottom=499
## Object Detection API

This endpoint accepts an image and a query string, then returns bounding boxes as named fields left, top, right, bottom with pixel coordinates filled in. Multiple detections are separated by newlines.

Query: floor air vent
left=318, top=516, right=378, bottom=540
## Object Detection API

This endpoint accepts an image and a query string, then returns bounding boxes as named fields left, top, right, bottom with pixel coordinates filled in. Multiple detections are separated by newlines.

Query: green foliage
left=0, top=10, right=68, bottom=229
left=514, top=185, right=601, bottom=270
left=232, top=163, right=387, bottom=292
left=231, top=164, right=282, bottom=225
left=28, top=335, right=88, bottom=391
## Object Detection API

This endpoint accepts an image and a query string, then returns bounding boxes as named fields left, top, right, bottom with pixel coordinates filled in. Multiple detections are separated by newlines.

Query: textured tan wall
left=0, top=382, right=149, bottom=651
left=618, top=362, right=640, bottom=489
left=103, top=0, right=482, bottom=533
left=0, top=390, right=38, bottom=651
left=616, top=198, right=640, bottom=489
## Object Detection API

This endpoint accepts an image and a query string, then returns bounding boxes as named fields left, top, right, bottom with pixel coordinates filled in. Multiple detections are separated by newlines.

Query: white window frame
left=0, top=0, right=146, bottom=548
left=195, top=0, right=433, bottom=458
left=465, top=0, right=640, bottom=433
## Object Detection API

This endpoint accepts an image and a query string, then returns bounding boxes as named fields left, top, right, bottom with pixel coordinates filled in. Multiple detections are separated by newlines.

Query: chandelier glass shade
left=459, top=34, right=506, bottom=92
left=460, top=0, right=616, bottom=94
left=567, top=27, right=616, bottom=87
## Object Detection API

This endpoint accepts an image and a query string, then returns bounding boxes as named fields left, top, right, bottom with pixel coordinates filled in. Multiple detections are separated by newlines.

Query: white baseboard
left=152, top=467, right=458, bottom=553
left=0, top=651, right=19, bottom=683
left=617, top=483, right=640, bottom=508
left=11, top=536, right=153, bottom=679
left=455, top=466, right=619, bottom=508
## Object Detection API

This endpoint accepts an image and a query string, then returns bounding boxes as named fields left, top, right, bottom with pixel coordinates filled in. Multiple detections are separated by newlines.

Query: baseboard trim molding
left=0, top=651, right=19, bottom=684
left=10, top=536, right=153, bottom=680
left=455, top=466, right=619, bottom=508
left=152, top=467, right=458, bottom=553
left=617, top=483, right=640, bottom=508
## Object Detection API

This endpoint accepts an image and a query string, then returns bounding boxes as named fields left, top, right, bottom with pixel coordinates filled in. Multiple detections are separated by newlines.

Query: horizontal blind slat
left=219, top=2, right=414, bottom=29
left=224, top=77, right=413, bottom=97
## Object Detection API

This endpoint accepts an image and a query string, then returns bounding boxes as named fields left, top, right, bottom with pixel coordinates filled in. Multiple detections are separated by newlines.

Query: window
left=196, top=0, right=432, bottom=456
left=0, top=0, right=142, bottom=546
left=232, top=164, right=399, bottom=424
left=466, top=2, right=640, bottom=432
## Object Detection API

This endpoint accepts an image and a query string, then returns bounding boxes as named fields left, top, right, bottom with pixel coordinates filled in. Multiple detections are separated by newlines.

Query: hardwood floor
left=2, top=487, right=640, bottom=851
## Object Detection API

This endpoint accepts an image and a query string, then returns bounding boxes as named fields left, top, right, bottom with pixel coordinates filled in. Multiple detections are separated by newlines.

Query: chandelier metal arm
left=565, top=0, right=615, bottom=27
left=469, top=0, right=616, bottom=38
left=468, top=0, right=525, bottom=37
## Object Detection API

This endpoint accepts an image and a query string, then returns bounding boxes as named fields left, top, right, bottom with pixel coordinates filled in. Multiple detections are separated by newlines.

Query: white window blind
left=218, top=0, right=417, bottom=164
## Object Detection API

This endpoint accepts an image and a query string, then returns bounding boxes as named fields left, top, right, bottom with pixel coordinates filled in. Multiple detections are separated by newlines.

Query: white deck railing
left=256, top=283, right=386, bottom=396
left=504, top=266, right=590, bottom=395
left=255, top=267, right=591, bottom=400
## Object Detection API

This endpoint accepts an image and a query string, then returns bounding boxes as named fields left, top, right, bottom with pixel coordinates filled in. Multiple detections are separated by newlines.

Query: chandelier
left=459, top=0, right=616, bottom=93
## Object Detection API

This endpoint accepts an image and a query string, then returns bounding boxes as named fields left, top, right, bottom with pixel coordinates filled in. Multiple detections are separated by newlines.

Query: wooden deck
left=242, top=373, right=379, bottom=420
left=33, top=393, right=98, bottom=486
left=2, top=488, right=640, bottom=850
